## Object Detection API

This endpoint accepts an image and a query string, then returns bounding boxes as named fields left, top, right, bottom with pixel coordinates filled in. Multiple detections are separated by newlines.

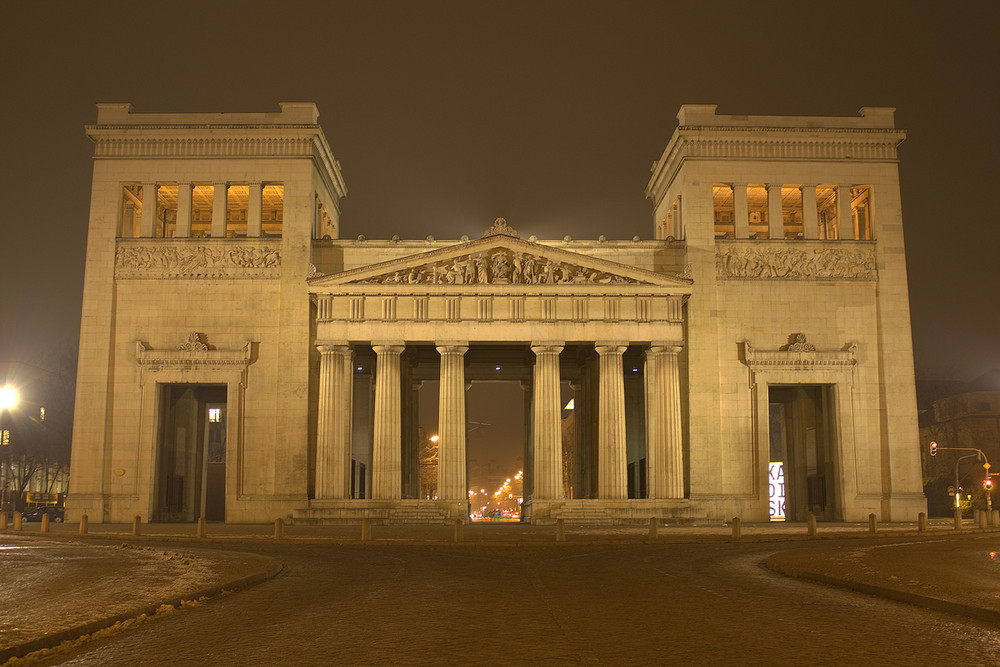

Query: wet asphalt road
left=28, top=540, right=1000, bottom=666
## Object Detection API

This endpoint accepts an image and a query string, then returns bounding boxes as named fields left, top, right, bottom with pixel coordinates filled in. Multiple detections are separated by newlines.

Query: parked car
left=22, top=506, right=64, bottom=523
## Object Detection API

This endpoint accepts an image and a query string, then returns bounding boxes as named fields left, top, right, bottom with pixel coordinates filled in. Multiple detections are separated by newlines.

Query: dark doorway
left=768, top=385, right=837, bottom=521
left=154, top=384, right=227, bottom=522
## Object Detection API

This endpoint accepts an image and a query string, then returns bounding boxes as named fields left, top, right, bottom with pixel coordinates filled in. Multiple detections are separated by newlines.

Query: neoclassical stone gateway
left=67, top=103, right=927, bottom=525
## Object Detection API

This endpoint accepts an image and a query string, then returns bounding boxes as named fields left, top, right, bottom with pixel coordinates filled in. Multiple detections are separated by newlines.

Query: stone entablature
left=715, top=240, right=876, bottom=281
left=135, top=335, right=254, bottom=370
left=115, top=239, right=281, bottom=279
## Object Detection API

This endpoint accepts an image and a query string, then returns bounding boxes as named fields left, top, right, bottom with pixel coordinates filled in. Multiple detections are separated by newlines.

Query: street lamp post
left=0, top=385, right=19, bottom=516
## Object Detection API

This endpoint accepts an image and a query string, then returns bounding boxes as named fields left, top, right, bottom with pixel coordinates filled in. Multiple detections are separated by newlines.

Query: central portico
left=302, top=218, right=692, bottom=523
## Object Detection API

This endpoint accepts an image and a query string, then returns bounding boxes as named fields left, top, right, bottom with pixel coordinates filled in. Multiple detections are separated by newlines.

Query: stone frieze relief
left=716, top=245, right=876, bottom=280
left=356, top=248, right=644, bottom=286
left=115, top=243, right=281, bottom=279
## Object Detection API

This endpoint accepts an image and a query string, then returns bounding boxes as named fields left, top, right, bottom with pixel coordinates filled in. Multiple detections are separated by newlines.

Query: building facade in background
left=67, top=103, right=926, bottom=524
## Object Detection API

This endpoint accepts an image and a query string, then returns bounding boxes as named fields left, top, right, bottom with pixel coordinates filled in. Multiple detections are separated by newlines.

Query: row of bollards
left=4, top=510, right=1000, bottom=540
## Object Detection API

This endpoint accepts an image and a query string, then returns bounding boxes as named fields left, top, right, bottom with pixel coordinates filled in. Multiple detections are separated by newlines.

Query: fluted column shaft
left=212, top=181, right=228, bottom=238
left=800, top=185, right=818, bottom=239
left=248, top=181, right=263, bottom=237
left=837, top=185, right=853, bottom=240
left=597, top=343, right=627, bottom=499
left=436, top=344, right=468, bottom=500
left=372, top=344, right=404, bottom=499
left=531, top=344, right=563, bottom=500
left=646, top=345, right=685, bottom=499
left=140, top=182, right=157, bottom=237
left=733, top=184, right=749, bottom=239
left=316, top=344, right=353, bottom=499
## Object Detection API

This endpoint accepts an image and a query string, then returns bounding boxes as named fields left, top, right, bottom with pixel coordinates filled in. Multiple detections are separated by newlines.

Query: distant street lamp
left=0, top=385, right=18, bottom=411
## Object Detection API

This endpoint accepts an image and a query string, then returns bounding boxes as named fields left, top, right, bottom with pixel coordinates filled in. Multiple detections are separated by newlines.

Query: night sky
left=2, top=1, right=998, bottom=389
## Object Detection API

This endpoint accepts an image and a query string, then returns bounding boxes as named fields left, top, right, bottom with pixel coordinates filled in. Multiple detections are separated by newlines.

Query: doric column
left=175, top=182, right=193, bottom=238
left=800, top=185, right=818, bottom=239
left=372, top=343, right=404, bottom=499
left=766, top=183, right=783, bottom=240
left=211, top=182, right=228, bottom=238
left=596, top=342, right=628, bottom=499
left=521, top=379, right=534, bottom=502
left=646, top=344, right=685, bottom=499
left=837, top=185, right=853, bottom=240
left=531, top=343, right=563, bottom=500
left=315, top=343, right=353, bottom=499
left=140, top=182, right=157, bottom=237
left=247, top=181, right=263, bottom=237
left=732, top=184, right=749, bottom=239
left=436, top=343, right=468, bottom=500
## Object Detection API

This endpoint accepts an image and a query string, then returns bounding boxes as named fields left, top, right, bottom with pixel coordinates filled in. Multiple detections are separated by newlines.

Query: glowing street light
left=0, top=386, right=18, bottom=411
left=429, top=434, right=439, bottom=443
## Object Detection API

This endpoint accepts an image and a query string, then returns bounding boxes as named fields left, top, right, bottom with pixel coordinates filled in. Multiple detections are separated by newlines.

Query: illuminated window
left=119, top=184, right=143, bottom=237
left=226, top=184, right=249, bottom=237
left=156, top=184, right=179, bottom=238
left=747, top=185, right=769, bottom=238
left=712, top=185, right=734, bottom=239
left=263, top=184, right=284, bottom=237
left=208, top=408, right=222, bottom=423
left=191, top=184, right=214, bottom=238
left=851, top=186, right=873, bottom=240
left=1, top=429, right=9, bottom=446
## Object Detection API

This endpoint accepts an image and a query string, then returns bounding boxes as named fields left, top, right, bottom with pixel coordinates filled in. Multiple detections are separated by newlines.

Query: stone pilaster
left=315, top=344, right=353, bottom=499
left=436, top=343, right=468, bottom=500
left=247, top=181, right=263, bottom=237
left=140, top=182, right=157, bottom=237
left=212, top=181, right=228, bottom=238
left=646, top=344, right=684, bottom=499
left=732, top=184, right=749, bottom=239
left=800, top=184, right=818, bottom=239
left=596, top=342, right=627, bottom=499
left=531, top=343, right=563, bottom=500
left=372, top=344, right=404, bottom=499
left=766, top=183, right=783, bottom=240
left=837, top=185, right=853, bottom=240
left=175, top=182, right=192, bottom=238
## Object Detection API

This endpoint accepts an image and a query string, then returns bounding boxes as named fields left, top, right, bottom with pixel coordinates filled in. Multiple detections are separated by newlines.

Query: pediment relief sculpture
left=356, top=247, right=644, bottom=286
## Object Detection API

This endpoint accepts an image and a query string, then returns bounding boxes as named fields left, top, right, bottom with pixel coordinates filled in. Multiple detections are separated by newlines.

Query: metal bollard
left=197, top=517, right=206, bottom=539
left=954, top=509, right=963, bottom=530
left=361, top=518, right=372, bottom=542
left=868, top=513, right=877, bottom=534
left=80, top=514, right=89, bottom=535
left=453, top=518, right=464, bottom=543
left=1, top=512, right=7, bottom=531
left=13, top=513, right=22, bottom=531
left=41, top=513, right=50, bottom=533
left=274, top=517, right=284, bottom=540
left=132, top=515, right=142, bottom=536
left=731, top=517, right=741, bottom=540
left=807, top=513, right=817, bottom=537
left=979, top=511, right=988, bottom=529
left=648, top=517, right=658, bottom=541
left=556, top=518, right=566, bottom=542
left=918, top=512, right=927, bottom=532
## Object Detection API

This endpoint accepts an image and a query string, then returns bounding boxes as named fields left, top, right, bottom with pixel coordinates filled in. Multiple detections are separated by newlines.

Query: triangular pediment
left=309, top=234, right=690, bottom=291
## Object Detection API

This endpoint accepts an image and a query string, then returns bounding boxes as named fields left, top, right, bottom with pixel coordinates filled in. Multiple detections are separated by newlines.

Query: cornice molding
left=744, top=335, right=857, bottom=370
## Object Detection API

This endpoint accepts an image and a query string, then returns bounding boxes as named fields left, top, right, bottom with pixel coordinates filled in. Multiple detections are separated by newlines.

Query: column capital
left=799, top=184, right=818, bottom=190
left=530, top=343, right=564, bottom=355
left=765, top=183, right=783, bottom=190
left=316, top=342, right=352, bottom=355
left=435, top=342, right=469, bottom=355
left=373, top=342, right=406, bottom=354
left=731, top=183, right=748, bottom=189
left=647, top=342, right=683, bottom=356
left=595, top=342, right=628, bottom=354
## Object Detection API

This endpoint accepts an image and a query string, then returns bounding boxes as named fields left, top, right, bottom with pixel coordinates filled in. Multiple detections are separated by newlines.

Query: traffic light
left=929, top=441, right=937, bottom=456
left=986, top=478, right=994, bottom=491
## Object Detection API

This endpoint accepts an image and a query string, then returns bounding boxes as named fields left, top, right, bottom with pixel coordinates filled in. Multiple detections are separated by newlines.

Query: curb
left=0, top=549, right=283, bottom=664
left=762, top=554, right=1000, bottom=625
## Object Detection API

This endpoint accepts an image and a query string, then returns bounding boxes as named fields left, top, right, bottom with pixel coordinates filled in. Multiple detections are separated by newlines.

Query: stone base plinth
left=291, top=499, right=468, bottom=525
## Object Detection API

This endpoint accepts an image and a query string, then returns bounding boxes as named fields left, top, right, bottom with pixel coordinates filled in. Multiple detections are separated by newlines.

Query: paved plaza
left=3, top=522, right=1000, bottom=665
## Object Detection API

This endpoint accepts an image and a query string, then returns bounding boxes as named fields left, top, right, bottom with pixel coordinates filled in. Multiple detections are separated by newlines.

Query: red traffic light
left=986, top=479, right=994, bottom=491
left=929, top=441, right=937, bottom=456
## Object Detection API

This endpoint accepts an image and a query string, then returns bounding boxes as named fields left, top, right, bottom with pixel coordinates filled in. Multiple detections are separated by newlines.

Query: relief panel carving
left=716, top=243, right=876, bottom=280
left=115, top=242, right=281, bottom=279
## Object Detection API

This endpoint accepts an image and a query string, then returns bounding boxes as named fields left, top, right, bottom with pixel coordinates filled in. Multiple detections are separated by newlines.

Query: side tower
left=68, top=103, right=346, bottom=522
left=646, top=105, right=926, bottom=521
